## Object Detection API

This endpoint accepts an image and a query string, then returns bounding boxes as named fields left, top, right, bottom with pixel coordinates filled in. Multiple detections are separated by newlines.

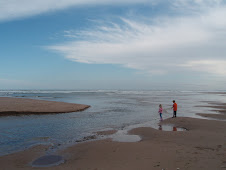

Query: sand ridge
left=0, top=97, right=90, bottom=116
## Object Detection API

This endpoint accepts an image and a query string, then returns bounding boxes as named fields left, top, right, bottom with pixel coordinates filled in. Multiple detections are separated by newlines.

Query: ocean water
left=0, top=90, right=225, bottom=156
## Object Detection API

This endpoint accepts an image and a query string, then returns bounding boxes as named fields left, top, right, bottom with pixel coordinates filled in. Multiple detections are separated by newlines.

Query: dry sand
left=0, top=100, right=225, bottom=170
left=0, top=97, right=90, bottom=116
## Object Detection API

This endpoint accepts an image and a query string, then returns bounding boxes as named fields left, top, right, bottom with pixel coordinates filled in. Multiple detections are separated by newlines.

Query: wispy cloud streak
left=48, top=1, right=226, bottom=76
left=0, top=0, right=151, bottom=22
left=2, top=0, right=224, bottom=22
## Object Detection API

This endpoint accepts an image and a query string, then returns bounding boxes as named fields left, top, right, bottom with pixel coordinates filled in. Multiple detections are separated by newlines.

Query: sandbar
left=0, top=97, right=90, bottom=116
left=196, top=102, right=226, bottom=120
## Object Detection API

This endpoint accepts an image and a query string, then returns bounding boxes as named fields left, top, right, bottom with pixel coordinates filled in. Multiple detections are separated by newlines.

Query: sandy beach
left=197, top=102, right=226, bottom=120
left=0, top=100, right=225, bottom=170
left=0, top=97, right=90, bottom=116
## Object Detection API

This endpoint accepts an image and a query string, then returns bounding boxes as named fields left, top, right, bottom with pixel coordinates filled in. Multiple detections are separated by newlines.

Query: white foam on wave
left=0, top=90, right=120, bottom=94
left=0, top=90, right=206, bottom=96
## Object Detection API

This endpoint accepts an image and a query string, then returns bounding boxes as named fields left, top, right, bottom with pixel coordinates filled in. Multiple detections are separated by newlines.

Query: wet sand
left=0, top=97, right=90, bottom=116
left=197, top=102, right=226, bottom=120
left=96, top=130, right=118, bottom=136
left=0, top=102, right=226, bottom=170
left=197, top=113, right=226, bottom=120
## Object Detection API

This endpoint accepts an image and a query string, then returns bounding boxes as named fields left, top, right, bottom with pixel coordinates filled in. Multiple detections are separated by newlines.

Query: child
left=158, top=104, right=163, bottom=121
left=171, top=100, right=177, bottom=118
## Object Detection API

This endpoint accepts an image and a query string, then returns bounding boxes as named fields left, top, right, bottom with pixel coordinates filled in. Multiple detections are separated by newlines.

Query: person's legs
left=174, top=111, right=177, bottom=117
left=160, top=113, right=163, bottom=120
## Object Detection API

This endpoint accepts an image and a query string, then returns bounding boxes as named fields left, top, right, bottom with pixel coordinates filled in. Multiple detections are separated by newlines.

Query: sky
left=1, top=0, right=226, bottom=90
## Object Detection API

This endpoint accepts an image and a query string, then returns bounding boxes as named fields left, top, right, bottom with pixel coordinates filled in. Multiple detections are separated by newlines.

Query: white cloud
left=48, top=2, right=226, bottom=76
left=0, top=0, right=151, bottom=22
left=181, top=60, right=226, bottom=75
left=2, top=0, right=224, bottom=22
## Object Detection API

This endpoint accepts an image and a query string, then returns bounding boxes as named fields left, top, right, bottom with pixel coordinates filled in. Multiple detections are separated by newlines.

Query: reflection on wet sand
left=158, top=125, right=182, bottom=131
left=173, top=126, right=177, bottom=131
left=158, top=125, right=162, bottom=131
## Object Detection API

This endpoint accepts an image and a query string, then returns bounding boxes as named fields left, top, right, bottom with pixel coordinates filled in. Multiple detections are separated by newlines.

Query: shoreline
left=0, top=100, right=225, bottom=169
left=0, top=97, right=90, bottom=116
left=196, top=102, right=226, bottom=120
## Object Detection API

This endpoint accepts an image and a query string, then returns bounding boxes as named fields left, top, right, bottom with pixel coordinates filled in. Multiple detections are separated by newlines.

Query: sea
left=0, top=90, right=225, bottom=156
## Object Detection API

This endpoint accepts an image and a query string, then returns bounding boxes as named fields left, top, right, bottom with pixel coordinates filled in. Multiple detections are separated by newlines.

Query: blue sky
left=1, top=0, right=226, bottom=90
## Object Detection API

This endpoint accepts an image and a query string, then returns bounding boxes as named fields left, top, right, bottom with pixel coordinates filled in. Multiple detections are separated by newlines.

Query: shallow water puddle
left=158, top=125, right=187, bottom=131
left=32, top=155, right=64, bottom=167
left=110, top=130, right=141, bottom=142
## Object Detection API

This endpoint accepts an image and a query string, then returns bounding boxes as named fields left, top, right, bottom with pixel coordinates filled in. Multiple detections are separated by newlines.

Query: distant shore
left=0, top=100, right=225, bottom=169
left=0, top=97, right=90, bottom=116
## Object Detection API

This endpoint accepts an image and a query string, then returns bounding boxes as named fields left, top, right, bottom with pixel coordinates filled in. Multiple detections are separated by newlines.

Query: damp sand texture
left=0, top=97, right=90, bottom=116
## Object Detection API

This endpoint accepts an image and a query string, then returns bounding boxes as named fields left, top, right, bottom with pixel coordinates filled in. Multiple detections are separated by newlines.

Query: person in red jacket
left=171, top=100, right=177, bottom=118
